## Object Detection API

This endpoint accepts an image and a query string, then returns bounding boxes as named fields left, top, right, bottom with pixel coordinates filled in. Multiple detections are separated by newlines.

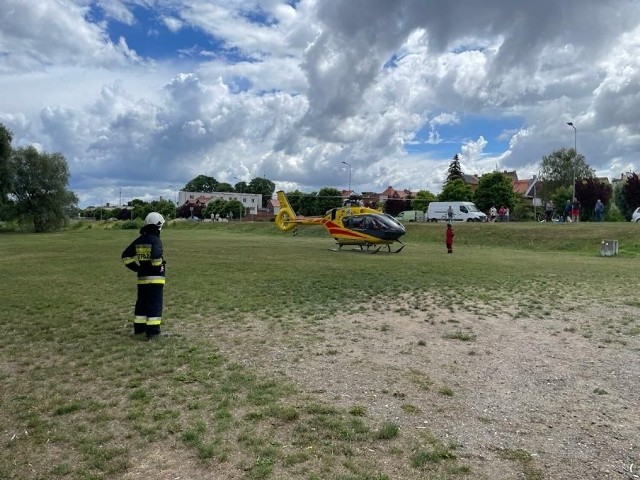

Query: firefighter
left=121, top=212, right=166, bottom=338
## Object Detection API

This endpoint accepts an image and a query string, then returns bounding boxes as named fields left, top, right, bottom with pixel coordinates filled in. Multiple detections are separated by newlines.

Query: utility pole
left=567, top=122, right=577, bottom=200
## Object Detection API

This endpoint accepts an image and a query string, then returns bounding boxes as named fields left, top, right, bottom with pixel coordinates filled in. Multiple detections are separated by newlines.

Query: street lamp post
left=169, top=185, right=178, bottom=218
left=341, top=161, right=352, bottom=193
left=567, top=122, right=577, bottom=200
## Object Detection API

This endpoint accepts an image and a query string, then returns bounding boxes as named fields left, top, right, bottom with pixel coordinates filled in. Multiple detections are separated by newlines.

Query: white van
left=426, top=201, right=486, bottom=222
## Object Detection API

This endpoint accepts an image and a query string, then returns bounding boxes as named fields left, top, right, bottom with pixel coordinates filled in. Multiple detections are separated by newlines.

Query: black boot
left=146, top=325, right=161, bottom=339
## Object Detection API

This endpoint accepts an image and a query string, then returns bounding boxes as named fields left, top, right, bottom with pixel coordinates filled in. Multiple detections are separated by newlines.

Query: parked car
left=631, top=207, right=640, bottom=222
left=395, top=210, right=425, bottom=222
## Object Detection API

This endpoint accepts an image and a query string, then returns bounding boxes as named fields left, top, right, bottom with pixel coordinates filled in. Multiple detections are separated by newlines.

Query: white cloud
left=162, top=16, right=184, bottom=32
left=2, top=0, right=640, bottom=207
left=0, top=0, right=142, bottom=75
left=95, top=0, right=136, bottom=25
left=431, top=113, right=460, bottom=127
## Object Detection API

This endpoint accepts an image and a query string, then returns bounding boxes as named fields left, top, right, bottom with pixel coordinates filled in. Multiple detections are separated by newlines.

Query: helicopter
left=274, top=190, right=406, bottom=253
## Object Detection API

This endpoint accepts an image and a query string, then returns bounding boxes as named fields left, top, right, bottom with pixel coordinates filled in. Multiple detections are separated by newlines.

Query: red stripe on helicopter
left=327, top=227, right=367, bottom=239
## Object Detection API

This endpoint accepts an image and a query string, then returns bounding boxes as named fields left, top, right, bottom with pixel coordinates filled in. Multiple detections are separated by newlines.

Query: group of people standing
left=545, top=197, right=605, bottom=222
left=489, top=205, right=510, bottom=222
left=546, top=198, right=580, bottom=222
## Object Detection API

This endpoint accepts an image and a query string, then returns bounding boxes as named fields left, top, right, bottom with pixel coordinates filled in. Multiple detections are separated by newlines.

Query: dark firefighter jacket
left=121, top=226, right=165, bottom=284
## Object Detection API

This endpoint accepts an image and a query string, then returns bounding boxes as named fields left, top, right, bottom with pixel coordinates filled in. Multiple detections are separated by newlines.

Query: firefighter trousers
left=134, top=283, right=164, bottom=337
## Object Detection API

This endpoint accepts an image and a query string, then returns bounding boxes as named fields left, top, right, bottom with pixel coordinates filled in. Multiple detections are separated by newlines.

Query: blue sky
left=407, top=115, right=523, bottom=161
left=100, top=8, right=217, bottom=59
left=1, top=0, right=640, bottom=207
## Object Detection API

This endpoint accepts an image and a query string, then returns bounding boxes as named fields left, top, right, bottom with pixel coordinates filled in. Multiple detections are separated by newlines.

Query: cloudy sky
left=2, top=0, right=640, bottom=207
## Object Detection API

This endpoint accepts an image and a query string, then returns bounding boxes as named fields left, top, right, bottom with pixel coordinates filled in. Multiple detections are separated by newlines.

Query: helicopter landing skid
left=387, top=241, right=405, bottom=253
left=330, top=241, right=404, bottom=254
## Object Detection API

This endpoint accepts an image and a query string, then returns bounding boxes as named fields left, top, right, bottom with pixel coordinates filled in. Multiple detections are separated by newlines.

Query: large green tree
left=445, top=154, right=464, bottom=184
left=227, top=199, right=245, bottom=219
left=575, top=178, right=612, bottom=221
left=316, top=187, right=342, bottom=214
left=411, top=190, right=437, bottom=212
left=619, top=173, right=640, bottom=220
left=11, top=146, right=78, bottom=232
left=550, top=186, right=573, bottom=219
left=247, top=177, right=276, bottom=207
left=146, top=199, right=177, bottom=220
left=283, top=190, right=305, bottom=215
left=183, top=175, right=218, bottom=192
left=202, top=199, right=227, bottom=219
left=202, top=199, right=244, bottom=219
left=285, top=191, right=319, bottom=216
left=0, top=123, right=13, bottom=204
left=234, top=181, right=248, bottom=193
left=473, top=172, right=516, bottom=213
left=438, top=178, right=473, bottom=202
left=539, top=148, right=594, bottom=199
left=216, top=182, right=234, bottom=192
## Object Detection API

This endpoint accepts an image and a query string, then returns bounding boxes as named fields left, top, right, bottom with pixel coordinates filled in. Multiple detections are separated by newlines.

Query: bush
left=512, top=203, right=535, bottom=222
left=0, top=220, right=21, bottom=232
left=606, top=204, right=627, bottom=222
left=121, top=220, right=142, bottom=230
left=71, top=221, right=91, bottom=230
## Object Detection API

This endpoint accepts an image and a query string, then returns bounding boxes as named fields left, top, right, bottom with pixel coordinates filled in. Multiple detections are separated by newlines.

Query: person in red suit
left=445, top=223, right=454, bottom=254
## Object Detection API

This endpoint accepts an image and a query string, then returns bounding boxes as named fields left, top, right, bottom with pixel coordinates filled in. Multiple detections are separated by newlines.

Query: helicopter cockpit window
left=369, top=218, right=385, bottom=230
left=344, top=216, right=365, bottom=230
left=377, top=215, right=404, bottom=230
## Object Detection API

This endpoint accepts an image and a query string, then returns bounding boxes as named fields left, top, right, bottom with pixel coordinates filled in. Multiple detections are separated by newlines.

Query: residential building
left=178, top=191, right=262, bottom=215
left=461, top=174, right=480, bottom=191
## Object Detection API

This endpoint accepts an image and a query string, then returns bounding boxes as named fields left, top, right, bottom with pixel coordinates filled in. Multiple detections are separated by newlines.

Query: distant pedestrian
left=498, top=205, right=506, bottom=222
left=572, top=197, right=581, bottom=223
left=445, top=223, right=454, bottom=254
left=504, top=207, right=510, bottom=222
left=489, top=206, right=497, bottom=223
left=545, top=200, right=554, bottom=222
left=563, top=200, right=572, bottom=222
left=447, top=205, right=454, bottom=222
left=594, top=199, right=604, bottom=222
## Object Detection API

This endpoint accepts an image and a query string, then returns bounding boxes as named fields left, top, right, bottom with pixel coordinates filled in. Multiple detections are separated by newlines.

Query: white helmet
left=144, top=212, right=165, bottom=230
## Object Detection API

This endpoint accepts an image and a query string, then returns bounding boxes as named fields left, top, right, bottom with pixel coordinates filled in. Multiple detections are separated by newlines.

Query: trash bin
left=600, top=240, right=619, bottom=256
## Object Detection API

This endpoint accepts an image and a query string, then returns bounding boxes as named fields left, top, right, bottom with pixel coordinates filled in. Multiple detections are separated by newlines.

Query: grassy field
left=1, top=220, right=639, bottom=479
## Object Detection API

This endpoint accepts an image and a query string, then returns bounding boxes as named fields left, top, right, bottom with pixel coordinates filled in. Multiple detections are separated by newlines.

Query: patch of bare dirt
left=213, top=293, right=640, bottom=479
left=120, top=441, right=246, bottom=480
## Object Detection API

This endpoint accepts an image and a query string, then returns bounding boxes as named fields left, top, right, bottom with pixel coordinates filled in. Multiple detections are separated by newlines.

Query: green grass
left=496, top=449, right=545, bottom=480
left=1, top=221, right=639, bottom=479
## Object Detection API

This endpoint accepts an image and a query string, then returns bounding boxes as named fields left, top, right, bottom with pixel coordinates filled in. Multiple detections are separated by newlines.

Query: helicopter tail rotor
left=275, top=206, right=298, bottom=232
left=275, top=191, right=299, bottom=232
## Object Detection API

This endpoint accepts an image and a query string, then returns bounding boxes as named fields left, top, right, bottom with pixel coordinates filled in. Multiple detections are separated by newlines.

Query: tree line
left=85, top=174, right=278, bottom=223
left=432, top=152, right=640, bottom=221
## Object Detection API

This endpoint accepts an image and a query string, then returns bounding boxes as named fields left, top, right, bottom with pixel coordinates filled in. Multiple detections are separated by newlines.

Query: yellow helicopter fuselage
left=275, top=191, right=406, bottom=251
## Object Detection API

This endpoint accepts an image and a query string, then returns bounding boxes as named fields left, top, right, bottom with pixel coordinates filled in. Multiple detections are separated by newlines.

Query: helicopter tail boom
left=275, top=191, right=327, bottom=231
